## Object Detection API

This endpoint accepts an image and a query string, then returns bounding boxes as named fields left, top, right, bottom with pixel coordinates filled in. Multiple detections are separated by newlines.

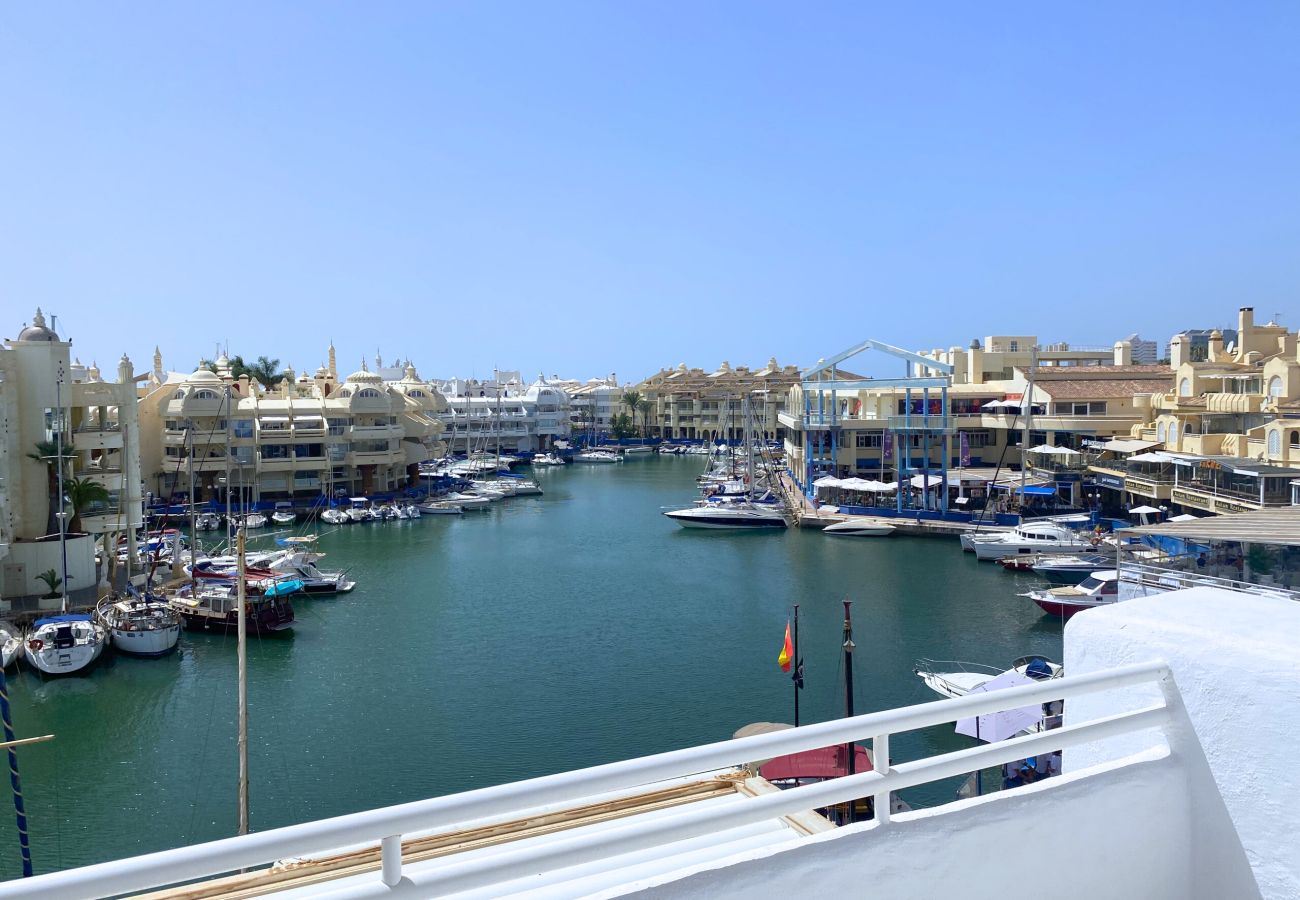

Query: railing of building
left=0, top=662, right=1180, bottom=900
left=1123, top=561, right=1299, bottom=599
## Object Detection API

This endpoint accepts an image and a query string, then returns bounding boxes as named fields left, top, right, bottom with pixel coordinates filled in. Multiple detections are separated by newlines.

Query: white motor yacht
left=914, top=655, right=1062, bottom=699
left=968, top=521, right=1092, bottom=561
left=1021, top=571, right=1120, bottom=619
left=195, top=512, right=222, bottom=531
left=346, top=498, right=374, bottom=523
left=244, top=512, right=267, bottom=529
left=321, top=508, right=350, bottom=525
left=576, top=450, right=622, bottom=463
left=270, top=502, right=297, bottom=525
left=823, top=518, right=896, bottom=537
left=663, top=502, right=788, bottom=530
left=445, top=492, right=491, bottom=509
left=417, top=501, right=463, bottom=516
left=24, top=614, right=106, bottom=675
left=531, top=453, right=565, bottom=466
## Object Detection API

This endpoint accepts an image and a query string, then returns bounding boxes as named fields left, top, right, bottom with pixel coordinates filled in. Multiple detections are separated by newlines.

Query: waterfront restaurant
left=1161, top=454, right=1300, bottom=515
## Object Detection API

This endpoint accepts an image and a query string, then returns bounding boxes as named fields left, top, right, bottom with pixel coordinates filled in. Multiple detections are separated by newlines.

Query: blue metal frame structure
left=800, top=341, right=954, bottom=512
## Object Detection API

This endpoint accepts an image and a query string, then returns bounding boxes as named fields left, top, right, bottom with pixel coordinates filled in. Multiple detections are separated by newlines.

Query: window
left=357, top=389, right=382, bottom=399
left=1009, top=341, right=1019, bottom=352
left=1269, top=376, right=1283, bottom=399
left=232, top=420, right=254, bottom=439
left=855, top=433, right=883, bottom=448
left=408, top=389, right=425, bottom=398
left=1157, top=422, right=1168, bottom=443
left=963, top=430, right=992, bottom=448
left=1178, top=378, right=1192, bottom=397
left=193, top=390, right=218, bottom=400
left=1268, top=430, right=1281, bottom=456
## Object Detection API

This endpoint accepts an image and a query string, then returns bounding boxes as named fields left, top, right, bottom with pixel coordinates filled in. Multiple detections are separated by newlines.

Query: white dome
left=187, top=368, right=224, bottom=384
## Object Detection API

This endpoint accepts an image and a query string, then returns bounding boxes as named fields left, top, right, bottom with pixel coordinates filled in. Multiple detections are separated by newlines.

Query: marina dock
left=778, top=472, right=989, bottom=537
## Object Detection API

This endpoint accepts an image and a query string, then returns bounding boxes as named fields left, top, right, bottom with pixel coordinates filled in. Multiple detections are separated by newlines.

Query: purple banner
left=959, top=431, right=971, bottom=467
left=882, top=428, right=893, bottom=458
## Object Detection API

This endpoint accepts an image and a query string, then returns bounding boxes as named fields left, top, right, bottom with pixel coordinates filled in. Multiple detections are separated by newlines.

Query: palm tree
left=65, top=476, right=110, bottom=534
left=27, top=439, right=74, bottom=536
left=635, top=398, right=653, bottom=438
left=34, top=569, right=62, bottom=599
left=621, top=390, right=642, bottom=439
left=244, top=355, right=282, bottom=390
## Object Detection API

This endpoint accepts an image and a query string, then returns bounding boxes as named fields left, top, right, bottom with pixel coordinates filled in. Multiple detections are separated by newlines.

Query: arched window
left=1178, top=378, right=1192, bottom=397
left=1268, top=430, right=1282, bottom=456
left=337, top=389, right=352, bottom=398
left=1269, top=376, right=1283, bottom=398
left=1157, top=422, right=1168, bottom=443
left=193, top=390, right=218, bottom=400
left=1291, top=430, right=1299, bottom=449
left=408, top=390, right=425, bottom=398
left=173, top=390, right=186, bottom=399
left=357, top=389, right=381, bottom=399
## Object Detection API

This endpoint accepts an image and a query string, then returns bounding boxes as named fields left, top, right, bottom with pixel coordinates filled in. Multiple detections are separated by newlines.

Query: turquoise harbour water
left=0, top=456, right=1064, bottom=878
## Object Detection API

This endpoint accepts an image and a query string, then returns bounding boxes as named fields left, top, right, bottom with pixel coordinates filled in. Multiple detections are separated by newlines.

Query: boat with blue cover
left=23, top=613, right=106, bottom=675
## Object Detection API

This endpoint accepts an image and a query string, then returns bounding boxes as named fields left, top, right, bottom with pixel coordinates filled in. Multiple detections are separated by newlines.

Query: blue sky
left=2, top=3, right=1298, bottom=382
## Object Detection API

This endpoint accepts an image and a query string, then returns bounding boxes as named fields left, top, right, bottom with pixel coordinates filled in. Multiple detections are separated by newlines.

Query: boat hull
left=110, top=625, right=181, bottom=657
left=664, top=510, right=787, bottom=529
left=823, top=520, right=896, bottom=537
left=24, top=639, right=104, bottom=675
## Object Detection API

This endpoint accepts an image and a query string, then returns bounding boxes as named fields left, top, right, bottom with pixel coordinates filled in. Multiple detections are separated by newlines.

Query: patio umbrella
left=955, top=671, right=1044, bottom=743
left=1128, top=505, right=1161, bottom=515
left=1169, top=513, right=1199, bottom=522
left=812, top=476, right=841, bottom=488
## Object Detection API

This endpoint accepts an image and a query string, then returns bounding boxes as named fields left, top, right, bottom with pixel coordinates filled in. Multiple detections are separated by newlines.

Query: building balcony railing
left=0, top=661, right=1180, bottom=900
left=1169, top=482, right=1291, bottom=514
left=74, top=423, right=121, bottom=433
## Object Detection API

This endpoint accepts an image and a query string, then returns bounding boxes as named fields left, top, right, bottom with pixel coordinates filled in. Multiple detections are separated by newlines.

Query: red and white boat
left=1021, top=571, right=1119, bottom=619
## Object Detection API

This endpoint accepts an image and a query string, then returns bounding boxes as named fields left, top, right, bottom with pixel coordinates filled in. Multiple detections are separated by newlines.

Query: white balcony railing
left=0, top=661, right=1178, bottom=900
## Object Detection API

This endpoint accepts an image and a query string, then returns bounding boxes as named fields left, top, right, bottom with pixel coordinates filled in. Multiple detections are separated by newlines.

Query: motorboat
left=914, top=655, right=1061, bottom=700
left=472, top=479, right=516, bottom=497
left=1030, top=553, right=1117, bottom=584
left=169, top=581, right=298, bottom=634
left=265, top=557, right=355, bottom=595
left=445, top=492, right=491, bottom=510
left=622, top=445, right=655, bottom=455
left=195, top=512, right=223, bottom=532
left=96, top=589, right=182, bottom=657
left=321, top=507, right=350, bottom=525
left=270, top=503, right=297, bottom=526
left=575, top=450, right=622, bottom=463
left=243, top=512, right=267, bottom=529
left=823, top=518, right=896, bottom=537
left=417, top=500, right=463, bottom=516
left=1021, top=571, right=1120, bottom=619
left=531, top=453, right=565, bottom=466
left=501, top=478, right=542, bottom=496
left=0, top=622, right=21, bottom=668
left=23, top=614, right=107, bottom=675
left=663, top=502, right=788, bottom=530
left=346, top=498, right=374, bottom=523
left=968, top=521, right=1093, bottom=561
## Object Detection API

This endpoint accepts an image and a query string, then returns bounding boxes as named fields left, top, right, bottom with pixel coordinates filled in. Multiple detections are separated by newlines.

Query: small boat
left=663, top=502, right=788, bottom=530
left=195, top=512, right=223, bottom=532
left=500, top=479, right=543, bottom=496
left=346, top=498, right=374, bottom=523
left=531, top=453, right=565, bottom=466
left=1021, top=571, right=1120, bottom=619
left=622, top=445, right=655, bottom=455
left=270, top=502, right=298, bottom=526
left=321, top=508, right=350, bottom=525
left=823, top=518, right=896, bottom=537
left=169, top=582, right=297, bottom=634
left=0, top=622, right=21, bottom=668
left=575, top=450, right=622, bottom=463
left=968, top=521, right=1093, bottom=561
left=23, top=614, right=107, bottom=675
left=96, top=589, right=182, bottom=657
left=1030, top=553, right=1116, bottom=584
left=914, top=655, right=1061, bottom=700
left=243, top=513, right=267, bottom=529
left=445, top=492, right=491, bottom=509
left=417, top=501, right=463, bottom=516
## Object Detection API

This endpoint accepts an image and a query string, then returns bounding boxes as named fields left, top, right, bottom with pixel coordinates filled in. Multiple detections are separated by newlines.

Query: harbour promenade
left=778, top=471, right=995, bottom=537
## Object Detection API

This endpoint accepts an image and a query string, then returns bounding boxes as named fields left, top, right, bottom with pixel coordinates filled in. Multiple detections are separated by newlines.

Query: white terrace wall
left=629, top=758, right=1195, bottom=900
left=1065, top=587, right=1294, bottom=899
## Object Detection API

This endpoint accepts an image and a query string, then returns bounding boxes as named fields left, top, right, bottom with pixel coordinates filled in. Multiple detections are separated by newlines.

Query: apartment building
left=0, top=309, right=144, bottom=608
left=433, top=371, right=572, bottom=454
left=636, top=359, right=802, bottom=442
left=138, top=351, right=447, bottom=504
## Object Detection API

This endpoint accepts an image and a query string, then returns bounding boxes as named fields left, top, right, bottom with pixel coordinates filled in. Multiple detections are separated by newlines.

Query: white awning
left=813, top=476, right=842, bottom=488
left=1028, top=445, right=1081, bottom=456
left=1101, top=439, right=1160, bottom=453
left=258, top=416, right=290, bottom=423
left=1129, top=505, right=1162, bottom=515
left=910, top=474, right=947, bottom=489
left=981, top=400, right=1008, bottom=409
left=1127, top=452, right=1169, bottom=463
left=1168, top=513, right=1200, bottom=522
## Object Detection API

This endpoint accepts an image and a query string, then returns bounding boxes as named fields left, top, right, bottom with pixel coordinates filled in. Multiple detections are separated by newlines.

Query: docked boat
left=169, top=581, right=298, bottom=633
left=531, top=453, right=565, bottom=466
left=195, top=511, right=223, bottom=531
left=346, top=497, right=374, bottom=523
left=823, top=518, right=896, bottom=537
left=968, top=521, right=1093, bottom=561
left=0, top=622, right=21, bottom=668
left=417, top=500, right=463, bottom=516
left=622, top=445, right=655, bottom=455
left=1021, top=571, right=1119, bottom=619
left=914, top=655, right=1061, bottom=699
left=270, top=502, right=298, bottom=526
left=321, top=507, right=350, bottom=525
left=1030, top=553, right=1116, bottom=584
left=243, top=512, right=267, bottom=529
left=23, top=614, right=107, bottom=675
left=575, top=450, right=622, bottom=463
left=663, top=502, right=788, bottom=529
left=265, top=557, right=355, bottom=595
left=445, top=492, right=491, bottom=509
left=96, top=589, right=182, bottom=657
left=501, top=478, right=543, bottom=496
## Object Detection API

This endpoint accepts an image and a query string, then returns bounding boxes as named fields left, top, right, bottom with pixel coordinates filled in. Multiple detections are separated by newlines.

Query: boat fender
left=26, top=638, right=43, bottom=651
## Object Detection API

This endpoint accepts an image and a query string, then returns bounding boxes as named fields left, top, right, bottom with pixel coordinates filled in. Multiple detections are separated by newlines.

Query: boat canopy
left=991, top=484, right=1056, bottom=496
left=33, top=613, right=93, bottom=625
left=262, top=579, right=305, bottom=598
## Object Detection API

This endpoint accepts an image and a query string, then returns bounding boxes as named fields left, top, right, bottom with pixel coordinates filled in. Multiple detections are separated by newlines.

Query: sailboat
left=95, top=586, right=182, bottom=657
left=25, top=376, right=107, bottom=674
left=664, top=395, right=788, bottom=529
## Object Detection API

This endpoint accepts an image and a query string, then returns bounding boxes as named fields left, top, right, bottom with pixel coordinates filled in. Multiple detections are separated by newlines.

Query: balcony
left=1168, top=482, right=1290, bottom=514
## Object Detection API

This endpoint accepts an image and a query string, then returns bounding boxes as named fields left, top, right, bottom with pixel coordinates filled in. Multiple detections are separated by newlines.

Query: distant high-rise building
left=1123, top=334, right=1159, bottom=365
left=1172, top=329, right=1239, bottom=363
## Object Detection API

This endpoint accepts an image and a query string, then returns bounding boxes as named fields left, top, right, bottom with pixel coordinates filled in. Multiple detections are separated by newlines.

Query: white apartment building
left=138, top=349, right=446, bottom=504
left=434, top=370, right=572, bottom=454
left=0, top=309, right=145, bottom=609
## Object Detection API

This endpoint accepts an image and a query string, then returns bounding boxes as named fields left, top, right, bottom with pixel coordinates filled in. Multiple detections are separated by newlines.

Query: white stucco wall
left=1064, top=587, right=1295, bottom=899
left=627, top=757, right=1195, bottom=900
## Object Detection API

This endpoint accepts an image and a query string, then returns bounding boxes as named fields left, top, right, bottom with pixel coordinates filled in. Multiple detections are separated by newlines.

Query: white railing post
left=872, top=732, right=891, bottom=825
left=380, top=834, right=402, bottom=887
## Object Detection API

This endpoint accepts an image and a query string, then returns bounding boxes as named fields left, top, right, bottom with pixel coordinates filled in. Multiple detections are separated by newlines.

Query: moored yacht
left=1021, top=571, right=1120, bottom=618
left=0, top=622, right=22, bottom=668
left=968, top=521, right=1093, bottom=561
left=914, top=655, right=1061, bottom=699
left=823, top=518, right=896, bottom=537
left=23, top=614, right=107, bottom=675
left=575, top=449, right=622, bottom=463
left=96, top=588, right=182, bottom=657
left=663, top=501, right=788, bottom=529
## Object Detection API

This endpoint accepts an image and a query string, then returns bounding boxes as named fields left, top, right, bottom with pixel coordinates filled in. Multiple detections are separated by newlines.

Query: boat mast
left=55, top=363, right=69, bottom=614
left=122, top=425, right=133, bottom=585
left=236, top=526, right=249, bottom=836
left=842, top=599, right=856, bottom=824
left=224, top=385, right=234, bottom=548
left=1020, top=346, right=1036, bottom=509
left=744, top=394, right=755, bottom=503
left=187, top=421, right=198, bottom=595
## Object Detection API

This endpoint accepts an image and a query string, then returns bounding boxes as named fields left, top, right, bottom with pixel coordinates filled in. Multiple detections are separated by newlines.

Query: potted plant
left=35, top=568, right=63, bottom=599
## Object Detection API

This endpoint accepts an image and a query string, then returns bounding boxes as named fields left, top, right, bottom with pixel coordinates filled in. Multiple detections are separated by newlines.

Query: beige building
left=138, top=347, right=446, bottom=506
left=636, top=359, right=803, bottom=442
left=0, top=309, right=144, bottom=609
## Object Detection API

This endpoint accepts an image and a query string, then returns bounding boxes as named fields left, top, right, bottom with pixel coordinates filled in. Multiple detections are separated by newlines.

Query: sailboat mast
left=744, top=394, right=755, bottom=502
left=236, top=527, right=249, bottom=836
left=55, top=363, right=69, bottom=614
left=842, top=599, right=857, bottom=823
left=187, top=422, right=198, bottom=594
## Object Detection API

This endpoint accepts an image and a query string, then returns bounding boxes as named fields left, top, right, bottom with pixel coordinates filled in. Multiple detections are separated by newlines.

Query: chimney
left=1113, top=340, right=1132, bottom=366
left=1208, top=330, right=1225, bottom=363
left=1170, top=334, right=1188, bottom=370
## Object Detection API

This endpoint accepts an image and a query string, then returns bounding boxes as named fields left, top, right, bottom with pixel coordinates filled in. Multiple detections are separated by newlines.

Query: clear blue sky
left=3, top=3, right=1298, bottom=382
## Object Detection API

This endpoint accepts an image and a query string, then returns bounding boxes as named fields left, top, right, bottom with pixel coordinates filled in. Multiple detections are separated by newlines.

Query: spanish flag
left=777, top=621, right=793, bottom=672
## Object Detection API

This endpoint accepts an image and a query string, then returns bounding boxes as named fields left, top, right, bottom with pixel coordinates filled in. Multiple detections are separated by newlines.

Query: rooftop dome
left=187, top=368, right=224, bottom=384
left=345, top=359, right=384, bottom=385
left=17, top=307, right=58, bottom=342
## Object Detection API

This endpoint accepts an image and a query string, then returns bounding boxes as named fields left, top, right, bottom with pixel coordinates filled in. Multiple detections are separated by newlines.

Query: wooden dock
left=777, top=472, right=1003, bottom=538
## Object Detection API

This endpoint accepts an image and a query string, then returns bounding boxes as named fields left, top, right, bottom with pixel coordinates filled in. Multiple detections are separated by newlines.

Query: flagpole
left=842, top=599, right=856, bottom=824
left=792, top=605, right=800, bottom=727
